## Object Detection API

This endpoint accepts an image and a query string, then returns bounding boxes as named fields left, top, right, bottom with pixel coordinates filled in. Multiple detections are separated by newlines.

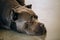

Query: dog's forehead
left=27, top=9, right=35, bottom=15
left=17, top=10, right=36, bottom=19
left=18, top=9, right=35, bottom=15
left=13, top=5, right=34, bottom=15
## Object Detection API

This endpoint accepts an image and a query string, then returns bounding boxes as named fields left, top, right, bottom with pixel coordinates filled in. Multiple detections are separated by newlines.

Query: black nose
left=35, top=23, right=47, bottom=35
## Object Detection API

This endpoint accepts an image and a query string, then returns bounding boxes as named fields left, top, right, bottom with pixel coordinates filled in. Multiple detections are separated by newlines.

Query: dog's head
left=13, top=5, right=46, bottom=35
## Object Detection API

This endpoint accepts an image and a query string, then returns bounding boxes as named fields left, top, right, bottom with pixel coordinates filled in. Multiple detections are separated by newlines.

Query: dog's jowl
left=0, top=0, right=46, bottom=35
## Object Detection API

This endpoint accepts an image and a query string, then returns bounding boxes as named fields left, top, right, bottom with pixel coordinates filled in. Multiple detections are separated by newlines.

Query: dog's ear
left=25, top=4, right=32, bottom=9
left=11, top=10, right=19, bottom=21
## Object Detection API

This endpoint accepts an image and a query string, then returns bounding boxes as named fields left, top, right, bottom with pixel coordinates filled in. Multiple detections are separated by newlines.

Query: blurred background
left=25, top=0, right=60, bottom=40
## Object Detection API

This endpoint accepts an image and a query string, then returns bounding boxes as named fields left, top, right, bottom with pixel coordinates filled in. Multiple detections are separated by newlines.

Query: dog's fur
left=0, top=0, right=46, bottom=35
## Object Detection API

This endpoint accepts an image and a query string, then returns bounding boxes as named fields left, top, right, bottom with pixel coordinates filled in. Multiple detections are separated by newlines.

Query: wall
left=25, top=0, right=60, bottom=40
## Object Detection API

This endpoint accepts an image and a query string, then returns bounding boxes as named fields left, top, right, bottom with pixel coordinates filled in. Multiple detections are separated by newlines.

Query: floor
left=0, top=29, right=46, bottom=40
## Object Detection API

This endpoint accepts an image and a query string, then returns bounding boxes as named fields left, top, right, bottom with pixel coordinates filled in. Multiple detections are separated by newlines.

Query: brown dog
left=0, top=0, right=46, bottom=35
left=11, top=5, right=47, bottom=35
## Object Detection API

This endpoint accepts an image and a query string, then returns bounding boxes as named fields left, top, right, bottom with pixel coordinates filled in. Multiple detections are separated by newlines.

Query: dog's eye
left=13, top=12, right=19, bottom=21
left=31, top=15, right=38, bottom=19
left=34, top=15, right=38, bottom=19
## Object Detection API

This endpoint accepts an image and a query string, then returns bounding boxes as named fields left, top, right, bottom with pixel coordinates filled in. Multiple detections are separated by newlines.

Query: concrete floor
left=0, top=29, right=46, bottom=40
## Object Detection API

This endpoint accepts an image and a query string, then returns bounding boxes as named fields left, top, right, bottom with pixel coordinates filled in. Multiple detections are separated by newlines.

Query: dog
left=0, top=0, right=46, bottom=35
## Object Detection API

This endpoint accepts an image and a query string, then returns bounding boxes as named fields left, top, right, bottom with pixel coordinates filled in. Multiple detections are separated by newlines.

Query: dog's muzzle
left=24, top=21, right=47, bottom=35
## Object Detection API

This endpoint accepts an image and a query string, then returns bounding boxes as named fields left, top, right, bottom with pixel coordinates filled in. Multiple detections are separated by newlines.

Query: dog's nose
left=35, top=23, right=47, bottom=35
